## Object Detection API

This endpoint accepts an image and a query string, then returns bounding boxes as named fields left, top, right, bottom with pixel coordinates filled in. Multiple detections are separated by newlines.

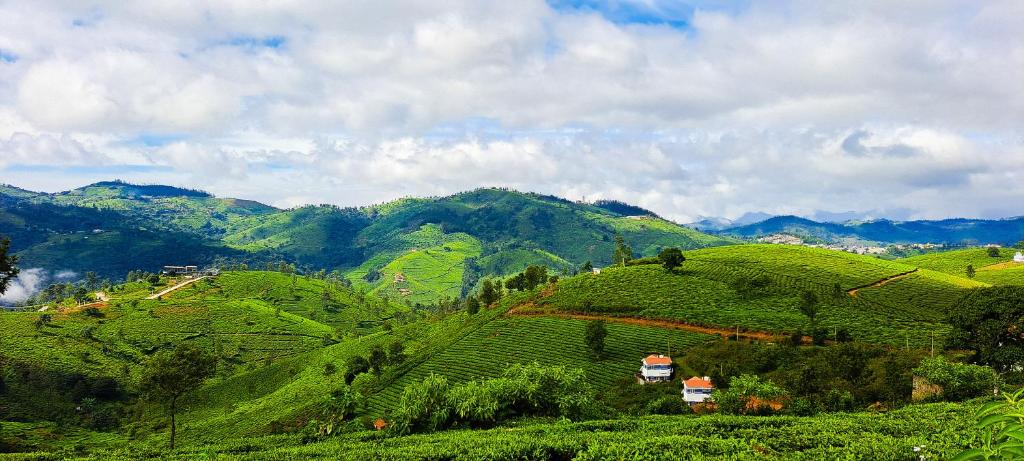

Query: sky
left=0, top=0, right=1022, bottom=223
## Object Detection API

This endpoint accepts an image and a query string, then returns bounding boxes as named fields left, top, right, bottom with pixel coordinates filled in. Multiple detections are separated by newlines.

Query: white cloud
left=0, top=268, right=47, bottom=304
left=0, top=0, right=1022, bottom=220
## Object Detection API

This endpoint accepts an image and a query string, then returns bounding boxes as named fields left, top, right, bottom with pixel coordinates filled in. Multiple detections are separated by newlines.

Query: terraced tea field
left=366, top=316, right=714, bottom=416
left=534, top=245, right=961, bottom=345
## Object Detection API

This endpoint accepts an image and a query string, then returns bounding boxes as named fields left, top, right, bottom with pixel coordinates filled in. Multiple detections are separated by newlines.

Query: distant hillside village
left=757, top=233, right=951, bottom=256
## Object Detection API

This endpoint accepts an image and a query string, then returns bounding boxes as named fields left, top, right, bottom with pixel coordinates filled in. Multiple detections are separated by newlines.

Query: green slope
left=526, top=245, right=974, bottom=345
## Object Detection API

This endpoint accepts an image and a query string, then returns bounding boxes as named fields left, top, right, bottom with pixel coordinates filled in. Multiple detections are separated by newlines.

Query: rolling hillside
left=514, top=245, right=984, bottom=345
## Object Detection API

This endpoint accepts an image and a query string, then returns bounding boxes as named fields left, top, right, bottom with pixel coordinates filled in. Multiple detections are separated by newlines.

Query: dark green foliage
left=139, top=344, right=217, bottom=449
left=344, top=356, right=370, bottom=384
left=712, top=374, right=788, bottom=415
left=657, top=247, right=685, bottom=272
left=731, top=275, right=772, bottom=300
left=799, top=291, right=819, bottom=323
left=465, top=296, right=480, bottom=315
left=947, top=286, right=1024, bottom=372
left=388, top=342, right=406, bottom=366
left=612, top=235, right=633, bottom=267
left=479, top=279, right=499, bottom=306
left=685, top=341, right=924, bottom=410
left=580, top=261, right=593, bottom=273
left=987, top=246, right=1001, bottom=258
left=368, top=346, right=387, bottom=375
left=584, top=320, right=607, bottom=358
left=505, top=265, right=549, bottom=291
left=390, top=364, right=596, bottom=435
left=0, top=236, right=18, bottom=296
left=913, top=356, right=998, bottom=401
left=966, top=264, right=975, bottom=278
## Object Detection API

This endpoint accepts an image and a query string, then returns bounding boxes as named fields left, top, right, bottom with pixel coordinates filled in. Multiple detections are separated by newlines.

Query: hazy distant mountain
left=721, top=215, right=1024, bottom=245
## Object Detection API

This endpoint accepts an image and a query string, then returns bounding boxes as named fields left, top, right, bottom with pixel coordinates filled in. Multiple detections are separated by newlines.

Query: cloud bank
left=0, top=1, right=1022, bottom=221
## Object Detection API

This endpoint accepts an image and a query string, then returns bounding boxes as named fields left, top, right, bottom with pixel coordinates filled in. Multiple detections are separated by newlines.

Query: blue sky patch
left=548, top=0, right=693, bottom=29
left=224, top=35, right=287, bottom=49
left=4, top=164, right=173, bottom=174
left=126, top=133, right=189, bottom=147
left=0, top=49, right=17, bottom=63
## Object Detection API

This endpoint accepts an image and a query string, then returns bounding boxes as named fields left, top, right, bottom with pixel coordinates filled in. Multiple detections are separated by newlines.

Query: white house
left=639, top=354, right=673, bottom=383
left=592, top=267, right=601, bottom=275
left=682, top=376, right=714, bottom=405
left=1015, top=251, right=1024, bottom=263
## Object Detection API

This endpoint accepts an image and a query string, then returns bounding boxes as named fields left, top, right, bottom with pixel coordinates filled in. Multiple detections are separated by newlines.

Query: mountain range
left=0, top=181, right=730, bottom=303
left=712, top=215, right=1024, bottom=245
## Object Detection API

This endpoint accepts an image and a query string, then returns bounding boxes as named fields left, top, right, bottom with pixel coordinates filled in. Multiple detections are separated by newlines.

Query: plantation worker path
left=147, top=276, right=210, bottom=300
left=847, top=269, right=918, bottom=298
left=508, top=306, right=790, bottom=342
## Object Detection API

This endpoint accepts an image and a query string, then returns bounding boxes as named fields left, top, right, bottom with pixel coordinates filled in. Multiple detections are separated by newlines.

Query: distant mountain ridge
left=0, top=181, right=732, bottom=302
left=719, top=215, right=1024, bottom=245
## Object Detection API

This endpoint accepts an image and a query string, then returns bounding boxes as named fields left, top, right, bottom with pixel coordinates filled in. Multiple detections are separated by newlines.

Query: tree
left=988, top=246, right=1001, bottom=258
left=479, top=280, right=499, bottom=306
left=948, top=286, right=1024, bottom=373
left=584, top=320, right=607, bottom=358
left=139, top=344, right=216, bottom=449
left=657, top=248, right=685, bottom=273
left=798, top=291, right=819, bottom=324
left=712, top=374, right=788, bottom=415
left=388, top=342, right=406, bottom=366
left=1016, top=241, right=1024, bottom=250
left=612, top=235, right=633, bottom=267
left=344, top=356, right=370, bottom=384
left=0, top=236, right=18, bottom=296
left=465, top=295, right=480, bottom=315
left=580, top=261, right=594, bottom=274
left=369, top=346, right=387, bottom=375
left=966, top=264, right=976, bottom=279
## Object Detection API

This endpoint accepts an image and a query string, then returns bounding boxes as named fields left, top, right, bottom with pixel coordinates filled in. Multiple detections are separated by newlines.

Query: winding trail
left=507, top=306, right=796, bottom=342
left=847, top=269, right=918, bottom=298
left=146, top=276, right=210, bottom=300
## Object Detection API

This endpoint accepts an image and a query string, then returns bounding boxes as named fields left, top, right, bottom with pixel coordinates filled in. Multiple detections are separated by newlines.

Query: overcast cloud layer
left=0, top=0, right=1022, bottom=222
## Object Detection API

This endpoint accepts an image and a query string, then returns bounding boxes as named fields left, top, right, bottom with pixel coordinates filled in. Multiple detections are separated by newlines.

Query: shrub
left=913, top=356, right=998, bottom=401
left=712, top=374, right=788, bottom=415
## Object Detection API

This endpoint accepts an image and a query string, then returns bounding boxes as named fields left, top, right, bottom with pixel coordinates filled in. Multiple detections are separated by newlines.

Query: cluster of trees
left=343, top=342, right=406, bottom=384
left=947, top=286, right=1024, bottom=376
left=389, top=364, right=596, bottom=434
left=0, top=354, right=125, bottom=432
left=685, top=340, right=927, bottom=414
left=0, top=236, right=16, bottom=297
left=504, top=265, right=554, bottom=292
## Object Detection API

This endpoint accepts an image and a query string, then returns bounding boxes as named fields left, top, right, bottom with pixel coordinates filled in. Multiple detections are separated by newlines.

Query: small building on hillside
left=682, top=376, right=715, bottom=405
left=592, top=267, right=601, bottom=275
left=638, top=354, right=673, bottom=383
left=394, top=273, right=407, bottom=283
left=1015, top=251, right=1024, bottom=263
left=162, top=265, right=198, bottom=276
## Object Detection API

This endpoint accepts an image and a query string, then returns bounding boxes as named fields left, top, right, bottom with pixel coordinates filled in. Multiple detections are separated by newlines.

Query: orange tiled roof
left=683, top=376, right=713, bottom=388
left=643, top=354, right=672, bottom=365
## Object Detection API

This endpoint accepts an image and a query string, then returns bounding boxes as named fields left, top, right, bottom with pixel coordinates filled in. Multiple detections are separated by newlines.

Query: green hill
left=900, top=247, right=1024, bottom=285
left=519, top=245, right=978, bottom=345
left=2, top=183, right=732, bottom=302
